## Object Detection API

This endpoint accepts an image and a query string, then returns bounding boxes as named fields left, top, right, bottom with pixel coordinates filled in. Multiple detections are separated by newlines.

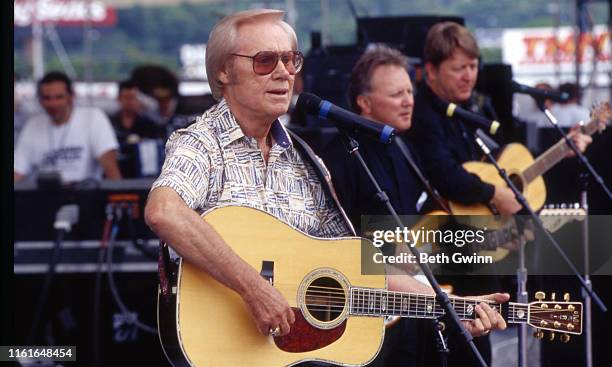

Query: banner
left=14, top=0, right=117, bottom=27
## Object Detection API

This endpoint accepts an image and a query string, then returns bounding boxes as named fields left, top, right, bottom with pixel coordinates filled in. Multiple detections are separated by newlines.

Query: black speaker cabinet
left=14, top=271, right=167, bottom=366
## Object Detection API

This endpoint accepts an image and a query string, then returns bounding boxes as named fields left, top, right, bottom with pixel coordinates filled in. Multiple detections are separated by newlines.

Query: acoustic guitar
left=157, top=206, right=583, bottom=367
left=449, top=102, right=610, bottom=215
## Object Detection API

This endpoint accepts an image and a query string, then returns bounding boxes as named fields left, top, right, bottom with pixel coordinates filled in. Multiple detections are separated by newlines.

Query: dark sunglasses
left=231, top=50, right=304, bottom=75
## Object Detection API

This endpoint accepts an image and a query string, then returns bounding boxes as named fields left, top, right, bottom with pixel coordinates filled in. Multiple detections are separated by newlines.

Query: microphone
left=296, top=92, right=396, bottom=144
left=433, top=98, right=501, bottom=136
left=511, top=81, right=569, bottom=103
left=475, top=128, right=500, bottom=152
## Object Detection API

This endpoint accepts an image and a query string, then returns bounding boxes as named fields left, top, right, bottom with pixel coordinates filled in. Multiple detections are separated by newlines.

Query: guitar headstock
left=589, top=101, right=611, bottom=134
left=528, top=291, right=583, bottom=343
left=540, top=204, right=586, bottom=233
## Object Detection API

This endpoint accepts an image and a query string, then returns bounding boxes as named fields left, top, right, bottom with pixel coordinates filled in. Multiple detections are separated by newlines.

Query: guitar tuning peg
left=551, top=292, right=556, bottom=301
left=561, top=334, right=571, bottom=343
left=534, top=329, right=544, bottom=339
left=563, top=293, right=570, bottom=302
left=535, top=291, right=545, bottom=301
left=549, top=332, right=556, bottom=341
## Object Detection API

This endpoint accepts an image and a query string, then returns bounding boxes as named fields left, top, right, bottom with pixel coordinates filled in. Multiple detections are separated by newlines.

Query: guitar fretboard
left=523, top=118, right=598, bottom=183
left=349, top=288, right=532, bottom=325
left=350, top=287, right=498, bottom=320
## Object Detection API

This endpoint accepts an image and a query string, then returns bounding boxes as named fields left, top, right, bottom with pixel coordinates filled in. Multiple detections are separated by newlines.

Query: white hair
left=206, top=9, right=298, bottom=101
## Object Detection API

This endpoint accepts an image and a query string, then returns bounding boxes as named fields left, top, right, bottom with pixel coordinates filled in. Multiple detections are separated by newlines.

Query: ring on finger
left=269, top=326, right=281, bottom=336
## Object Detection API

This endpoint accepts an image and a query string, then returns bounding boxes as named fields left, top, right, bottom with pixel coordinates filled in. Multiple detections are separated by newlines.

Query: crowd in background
left=13, top=66, right=216, bottom=183
left=13, top=64, right=592, bottom=185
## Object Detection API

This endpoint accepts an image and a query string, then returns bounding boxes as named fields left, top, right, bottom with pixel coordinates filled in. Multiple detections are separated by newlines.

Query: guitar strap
left=158, top=130, right=358, bottom=300
left=158, top=241, right=174, bottom=300
left=288, top=130, right=356, bottom=236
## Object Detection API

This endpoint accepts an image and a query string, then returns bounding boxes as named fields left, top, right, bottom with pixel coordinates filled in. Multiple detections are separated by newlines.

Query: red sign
left=14, top=0, right=117, bottom=27
left=521, top=32, right=610, bottom=64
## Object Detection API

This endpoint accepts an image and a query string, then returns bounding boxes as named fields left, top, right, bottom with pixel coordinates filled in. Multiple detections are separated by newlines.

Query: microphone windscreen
left=296, top=92, right=322, bottom=115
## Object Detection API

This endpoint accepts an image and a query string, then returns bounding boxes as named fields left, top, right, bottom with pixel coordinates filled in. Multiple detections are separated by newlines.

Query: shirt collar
left=215, top=99, right=293, bottom=149
left=270, top=119, right=292, bottom=149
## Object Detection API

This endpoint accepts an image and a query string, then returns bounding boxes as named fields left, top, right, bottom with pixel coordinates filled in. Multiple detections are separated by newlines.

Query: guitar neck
left=349, top=287, right=528, bottom=324
left=522, top=118, right=598, bottom=183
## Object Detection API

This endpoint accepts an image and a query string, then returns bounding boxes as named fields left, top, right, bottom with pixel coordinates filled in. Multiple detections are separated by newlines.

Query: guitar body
left=158, top=206, right=386, bottom=367
left=449, top=143, right=546, bottom=215
left=158, top=207, right=585, bottom=365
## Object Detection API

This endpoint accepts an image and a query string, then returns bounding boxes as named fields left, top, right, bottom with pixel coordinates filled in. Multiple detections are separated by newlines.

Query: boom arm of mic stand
left=474, top=135, right=607, bottom=313
left=339, top=133, right=488, bottom=367
left=393, top=138, right=451, bottom=213
left=538, top=105, right=612, bottom=200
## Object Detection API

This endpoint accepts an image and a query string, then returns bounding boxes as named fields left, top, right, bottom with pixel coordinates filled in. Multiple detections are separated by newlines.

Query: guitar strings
left=301, top=304, right=572, bottom=325
left=303, top=289, right=574, bottom=320
left=307, top=303, right=574, bottom=331
left=301, top=306, right=576, bottom=331
left=301, top=297, right=576, bottom=323
left=303, top=304, right=576, bottom=326
left=305, top=291, right=503, bottom=309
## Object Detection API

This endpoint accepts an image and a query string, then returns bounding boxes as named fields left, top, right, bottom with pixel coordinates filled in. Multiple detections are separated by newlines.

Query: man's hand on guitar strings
left=491, top=185, right=522, bottom=215
left=566, top=126, right=593, bottom=157
left=461, top=292, right=510, bottom=337
left=241, top=276, right=296, bottom=337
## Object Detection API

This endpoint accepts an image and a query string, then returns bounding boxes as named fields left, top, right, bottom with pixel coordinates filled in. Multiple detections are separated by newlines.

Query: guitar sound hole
left=304, top=276, right=346, bottom=323
left=509, top=173, right=524, bottom=193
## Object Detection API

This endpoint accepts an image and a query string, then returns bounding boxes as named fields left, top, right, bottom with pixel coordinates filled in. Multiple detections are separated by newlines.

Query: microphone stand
left=475, top=129, right=607, bottom=367
left=579, top=173, right=593, bottom=367
left=340, top=133, right=488, bottom=367
left=473, top=132, right=607, bottom=363
left=393, top=137, right=451, bottom=213
left=536, top=101, right=607, bottom=367
left=535, top=100, right=612, bottom=200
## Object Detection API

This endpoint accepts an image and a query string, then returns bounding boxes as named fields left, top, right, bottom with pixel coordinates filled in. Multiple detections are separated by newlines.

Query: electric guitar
left=376, top=207, right=586, bottom=264
left=447, top=206, right=586, bottom=263
left=157, top=206, right=583, bottom=367
left=449, top=102, right=611, bottom=215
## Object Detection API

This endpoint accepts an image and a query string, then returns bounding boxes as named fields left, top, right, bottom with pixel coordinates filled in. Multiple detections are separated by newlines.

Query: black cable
left=93, top=211, right=113, bottom=367
left=27, top=228, right=65, bottom=345
left=126, top=207, right=157, bottom=261
left=107, top=218, right=156, bottom=334
left=92, top=241, right=106, bottom=367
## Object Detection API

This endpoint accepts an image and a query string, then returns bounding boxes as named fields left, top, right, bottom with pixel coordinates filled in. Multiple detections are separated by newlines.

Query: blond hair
left=206, top=9, right=298, bottom=101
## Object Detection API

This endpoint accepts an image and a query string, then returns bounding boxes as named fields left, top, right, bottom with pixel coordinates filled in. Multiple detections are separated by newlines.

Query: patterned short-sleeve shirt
left=151, top=99, right=352, bottom=238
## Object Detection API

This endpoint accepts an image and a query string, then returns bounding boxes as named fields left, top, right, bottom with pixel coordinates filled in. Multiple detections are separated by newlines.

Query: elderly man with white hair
left=146, top=8, right=353, bottom=339
left=145, top=10, right=507, bottom=358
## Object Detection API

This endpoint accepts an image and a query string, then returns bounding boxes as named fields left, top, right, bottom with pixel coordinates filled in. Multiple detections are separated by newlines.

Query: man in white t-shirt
left=14, top=71, right=122, bottom=184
